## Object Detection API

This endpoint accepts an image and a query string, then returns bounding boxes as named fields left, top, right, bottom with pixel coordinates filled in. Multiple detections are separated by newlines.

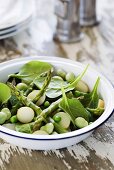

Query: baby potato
left=54, top=112, right=71, bottom=129
left=27, top=90, right=45, bottom=106
left=75, top=80, right=89, bottom=93
left=0, top=112, right=7, bottom=124
left=17, top=107, right=34, bottom=123
left=16, top=83, right=28, bottom=91
left=33, top=130, right=48, bottom=135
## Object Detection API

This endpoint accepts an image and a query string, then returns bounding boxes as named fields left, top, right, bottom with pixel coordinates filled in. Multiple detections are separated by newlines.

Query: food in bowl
left=0, top=60, right=105, bottom=135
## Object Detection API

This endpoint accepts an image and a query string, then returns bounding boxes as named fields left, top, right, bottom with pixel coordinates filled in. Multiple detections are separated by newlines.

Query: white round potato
left=17, top=107, right=34, bottom=123
left=27, top=90, right=45, bottom=106
left=33, top=130, right=48, bottom=135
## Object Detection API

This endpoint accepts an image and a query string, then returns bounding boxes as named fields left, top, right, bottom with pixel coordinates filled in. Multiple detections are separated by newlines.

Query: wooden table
left=0, top=0, right=114, bottom=169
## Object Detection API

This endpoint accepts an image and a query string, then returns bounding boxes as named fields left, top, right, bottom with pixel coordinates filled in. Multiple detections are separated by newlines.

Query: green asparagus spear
left=33, top=98, right=61, bottom=131
left=33, top=70, right=52, bottom=103
left=7, top=83, right=42, bottom=116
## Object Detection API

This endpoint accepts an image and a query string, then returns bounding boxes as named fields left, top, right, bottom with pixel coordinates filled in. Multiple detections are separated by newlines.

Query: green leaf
left=78, top=77, right=100, bottom=108
left=34, top=76, right=68, bottom=89
left=0, top=83, right=11, bottom=104
left=15, top=123, right=32, bottom=134
left=59, top=87, right=89, bottom=126
left=34, top=76, right=69, bottom=98
left=9, top=61, right=53, bottom=84
left=36, top=65, right=89, bottom=99
left=87, top=107, right=104, bottom=116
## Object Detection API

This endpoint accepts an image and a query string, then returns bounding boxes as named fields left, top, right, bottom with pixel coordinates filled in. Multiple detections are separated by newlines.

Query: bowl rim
left=0, top=56, right=114, bottom=140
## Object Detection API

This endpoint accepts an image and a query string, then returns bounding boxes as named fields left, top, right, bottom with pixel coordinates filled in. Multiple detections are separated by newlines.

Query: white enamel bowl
left=0, top=56, right=114, bottom=150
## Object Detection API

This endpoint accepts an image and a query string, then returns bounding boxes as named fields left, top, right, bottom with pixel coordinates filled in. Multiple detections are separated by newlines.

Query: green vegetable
left=46, top=65, right=89, bottom=98
left=73, top=90, right=87, bottom=98
left=9, top=95, right=19, bottom=106
left=11, top=102, right=22, bottom=115
left=0, top=60, right=104, bottom=135
left=33, top=98, right=61, bottom=131
left=44, top=101, right=50, bottom=108
left=9, top=61, right=53, bottom=84
left=1, top=108, right=11, bottom=120
left=16, top=83, right=28, bottom=91
left=8, top=83, right=42, bottom=116
left=33, top=70, right=52, bottom=103
left=66, top=91, right=73, bottom=98
left=0, top=112, right=7, bottom=124
left=87, top=107, right=104, bottom=116
left=40, top=123, right=54, bottom=134
left=78, top=77, right=100, bottom=108
left=15, top=123, right=33, bottom=133
left=0, top=83, right=11, bottom=104
left=10, top=115, right=18, bottom=123
left=53, top=112, right=70, bottom=129
left=53, top=115, right=61, bottom=122
left=34, top=76, right=68, bottom=98
left=49, top=118, right=68, bottom=134
left=75, top=117, right=88, bottom=128
left=59, top=87, right=89, bottom=126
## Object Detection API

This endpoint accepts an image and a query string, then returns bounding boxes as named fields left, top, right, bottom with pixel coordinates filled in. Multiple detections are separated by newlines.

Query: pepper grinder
left=80, top=0, right=99, bottom=26
left=54, top=0, right=83, bottom=43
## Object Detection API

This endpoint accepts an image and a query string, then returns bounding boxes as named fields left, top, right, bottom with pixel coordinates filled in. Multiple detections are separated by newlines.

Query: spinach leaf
left=78, top=77, right=100, bottom=108
left=9, top=61, right=53, bottom=84
left=34, top=76, right=68, bottom=90
left=34, top=76, right=69, bottom=98
left=0, top=83, right=11, bottom=104
left=59, top=87, right=89, bottom=126
left=45, top=65, right=89, bottom=99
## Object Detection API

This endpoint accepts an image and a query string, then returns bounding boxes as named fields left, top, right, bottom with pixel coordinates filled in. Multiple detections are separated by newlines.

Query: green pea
left=10, top=115, right=18, bottom=123
left=53, top=115, right=61, bottom=123
left=44, top=101, right=50, bottom=108
left=75, top=117, right=88, bottom=129
left=53, top=112, right=71, bottom=129
left=1, top=108, right=11, bottom=120
left=16, top=83, right=28, bottom=91
left=0, top=112, right=7, bottom=124
left=65, top=72, right=75, bottom=83
left=56, top=69, right=66, bottom=79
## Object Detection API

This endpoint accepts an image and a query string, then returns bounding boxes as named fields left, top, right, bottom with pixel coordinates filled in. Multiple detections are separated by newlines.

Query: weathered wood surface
left=0, top=0, right=114, bottom=169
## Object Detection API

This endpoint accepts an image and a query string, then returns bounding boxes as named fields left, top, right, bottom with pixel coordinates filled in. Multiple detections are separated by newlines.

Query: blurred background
left=0, top=0, right=114, bottom=81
